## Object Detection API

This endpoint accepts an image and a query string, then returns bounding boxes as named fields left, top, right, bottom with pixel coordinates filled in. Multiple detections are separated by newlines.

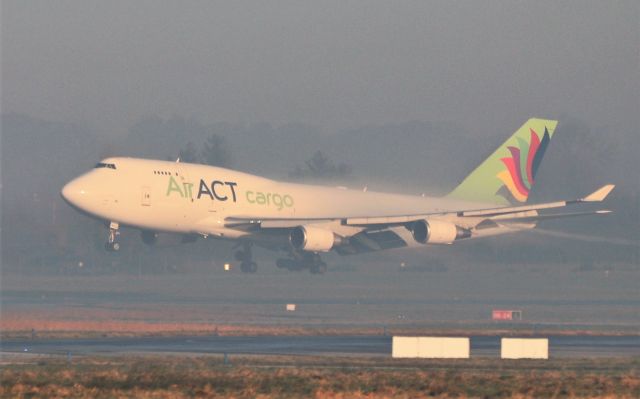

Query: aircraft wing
left=346, top=184, right=614, bottom=225
left=225, top=184, right=615, bottom=230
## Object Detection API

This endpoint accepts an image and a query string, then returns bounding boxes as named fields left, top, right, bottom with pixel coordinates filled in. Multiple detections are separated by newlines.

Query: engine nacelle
left=290, top=226, right=341, bottom=252
left=411, top=219, right=471, bottom=244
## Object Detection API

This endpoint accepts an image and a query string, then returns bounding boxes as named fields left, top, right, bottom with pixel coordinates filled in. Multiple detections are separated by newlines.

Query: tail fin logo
left=496, top=127, right=551, bottom=203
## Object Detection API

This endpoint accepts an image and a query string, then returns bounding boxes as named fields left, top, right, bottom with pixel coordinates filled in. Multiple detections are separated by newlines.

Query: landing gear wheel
left=304, top=252, right=327, bottom=274
left=280, top=252, right=327, bottom=274
left=105, top=242, right=120, bottom=252
left=240, top=261, right=257, bottom=273
left=105, top=222, right=120, bottom=252
left=237, top=243, right=256, bottom=273
left=310, top=261, right=327, bottom=274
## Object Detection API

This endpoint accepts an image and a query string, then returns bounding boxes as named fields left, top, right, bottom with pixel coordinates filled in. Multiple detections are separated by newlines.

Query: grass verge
left=1, top=354, right=639, bottom=398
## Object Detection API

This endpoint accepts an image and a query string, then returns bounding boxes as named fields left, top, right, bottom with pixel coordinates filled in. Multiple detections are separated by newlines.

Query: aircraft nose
left=61, top=178, right=88, bottom=207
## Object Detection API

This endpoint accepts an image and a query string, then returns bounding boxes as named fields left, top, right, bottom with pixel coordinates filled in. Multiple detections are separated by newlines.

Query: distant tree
left=290, top=150, right=353, bottom=180
left=178, top=142, right=199, bottom=163
left=200, top=134, right=231, bottom=167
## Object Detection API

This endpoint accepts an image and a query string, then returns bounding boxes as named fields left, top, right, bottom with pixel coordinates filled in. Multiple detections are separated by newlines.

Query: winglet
left=582, top=184, right=615, bottom=202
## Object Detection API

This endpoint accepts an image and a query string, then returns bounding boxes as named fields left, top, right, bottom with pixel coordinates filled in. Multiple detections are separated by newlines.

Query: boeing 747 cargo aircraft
left=61, top=119, right=614, bottom=273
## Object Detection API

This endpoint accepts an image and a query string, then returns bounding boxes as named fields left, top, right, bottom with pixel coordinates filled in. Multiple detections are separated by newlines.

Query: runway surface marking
left=2, top=335, right=639, bottom=358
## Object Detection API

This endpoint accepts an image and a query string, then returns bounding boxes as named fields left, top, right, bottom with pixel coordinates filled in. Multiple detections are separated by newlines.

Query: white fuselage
left=61, top=157, right=487, bottom=241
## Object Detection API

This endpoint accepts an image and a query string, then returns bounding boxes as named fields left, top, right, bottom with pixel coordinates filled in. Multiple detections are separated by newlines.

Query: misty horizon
left=3, top=2, right=638, bottom=137
left=2, top=1, right=638, bottom=273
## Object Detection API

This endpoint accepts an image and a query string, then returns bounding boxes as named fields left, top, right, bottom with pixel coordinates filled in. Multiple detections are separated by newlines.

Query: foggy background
left=2, top=1, right=638, bottom=276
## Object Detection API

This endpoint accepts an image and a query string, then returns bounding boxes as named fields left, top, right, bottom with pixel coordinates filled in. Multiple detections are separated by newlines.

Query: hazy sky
left=2, top=1, right=638, bottom=137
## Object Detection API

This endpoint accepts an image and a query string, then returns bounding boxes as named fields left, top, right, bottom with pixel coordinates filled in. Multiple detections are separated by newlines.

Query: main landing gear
left=235, top=243, right=257, bottom=273
left=276, top=252, right=327, bottom=274
left=105, top=222, right=120, bottom=252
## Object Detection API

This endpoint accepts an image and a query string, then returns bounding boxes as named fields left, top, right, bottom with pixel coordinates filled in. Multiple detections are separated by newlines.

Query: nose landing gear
left=105, top=222, right=120, bottom=252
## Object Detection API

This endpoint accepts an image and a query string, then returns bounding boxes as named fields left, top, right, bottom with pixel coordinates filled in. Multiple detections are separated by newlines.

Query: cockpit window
left=95, top=162, right=117, bottom=170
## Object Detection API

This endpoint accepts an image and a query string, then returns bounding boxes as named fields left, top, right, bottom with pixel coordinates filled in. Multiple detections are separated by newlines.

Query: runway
left=2, top=335, right=639, bottom=358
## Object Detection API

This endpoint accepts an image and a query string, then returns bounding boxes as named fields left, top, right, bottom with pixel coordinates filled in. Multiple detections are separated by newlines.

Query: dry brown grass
left=1, top=355, right=639, bottom=398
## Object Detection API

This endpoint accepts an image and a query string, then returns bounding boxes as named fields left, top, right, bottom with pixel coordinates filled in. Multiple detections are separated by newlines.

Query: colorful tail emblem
left=496, top=127, right=551, bottom=202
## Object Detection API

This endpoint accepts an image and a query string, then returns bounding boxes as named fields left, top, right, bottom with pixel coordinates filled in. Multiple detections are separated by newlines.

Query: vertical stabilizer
left=447, top=118, right=558, bottom=205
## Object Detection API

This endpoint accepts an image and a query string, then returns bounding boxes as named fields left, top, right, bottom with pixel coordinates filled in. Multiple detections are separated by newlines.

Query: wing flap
left=224, top=216, right=335, bottom=229
left=345, top=214, right=438, bottom=226
left=492, top=210, right=611, bottom=224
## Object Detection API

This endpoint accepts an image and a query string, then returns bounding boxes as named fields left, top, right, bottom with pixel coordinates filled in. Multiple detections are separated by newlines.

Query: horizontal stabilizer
left=582, top=184, right=615, bottom=202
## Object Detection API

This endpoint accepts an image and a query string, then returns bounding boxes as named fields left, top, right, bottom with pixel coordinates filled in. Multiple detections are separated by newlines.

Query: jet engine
left=411, top=219, right=471, bottom=244
left=290, top=226, right=343, bottom=252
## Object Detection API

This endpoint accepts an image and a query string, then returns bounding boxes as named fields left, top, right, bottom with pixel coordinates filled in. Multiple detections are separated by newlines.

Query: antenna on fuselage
left=175, top=157, right=181, bottom=163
